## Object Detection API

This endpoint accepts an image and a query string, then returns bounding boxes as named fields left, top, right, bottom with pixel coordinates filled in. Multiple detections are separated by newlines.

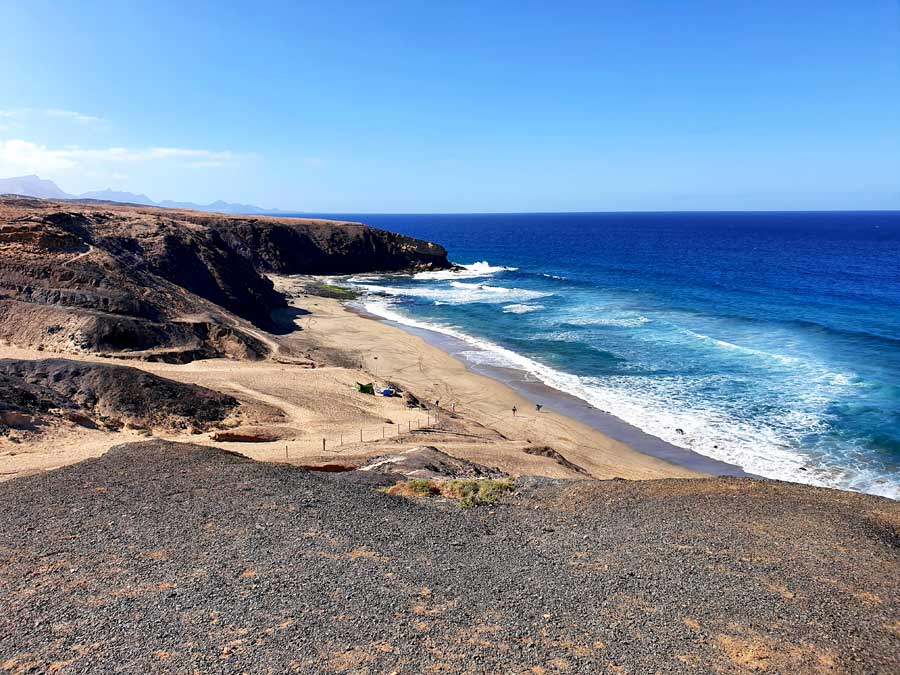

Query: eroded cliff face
left=0, top=198, right=450, bottom=361
left=184, top=213, right=450, bottom=275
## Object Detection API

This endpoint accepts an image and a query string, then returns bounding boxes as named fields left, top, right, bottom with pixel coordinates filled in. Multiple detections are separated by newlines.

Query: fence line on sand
left=278, top=411, right=443, bottom=460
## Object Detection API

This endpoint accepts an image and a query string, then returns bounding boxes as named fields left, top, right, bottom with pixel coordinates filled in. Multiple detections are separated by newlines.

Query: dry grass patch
left=381, top=478, right=514, bottom=508
left=383, top=478, right=439, bottom=498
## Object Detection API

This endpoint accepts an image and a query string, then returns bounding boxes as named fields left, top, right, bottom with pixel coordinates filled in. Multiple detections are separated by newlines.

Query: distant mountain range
left=0, top=175, right=280, bottom=215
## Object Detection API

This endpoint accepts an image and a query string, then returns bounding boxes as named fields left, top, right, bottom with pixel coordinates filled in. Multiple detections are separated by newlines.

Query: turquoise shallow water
left=293, top=211, right=900, bottom=498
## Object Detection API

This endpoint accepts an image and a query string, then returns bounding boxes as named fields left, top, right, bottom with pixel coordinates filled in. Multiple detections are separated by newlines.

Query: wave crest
left=503, top=303, right=545, bottom=314
left=413, top=260, right=517, bottom=280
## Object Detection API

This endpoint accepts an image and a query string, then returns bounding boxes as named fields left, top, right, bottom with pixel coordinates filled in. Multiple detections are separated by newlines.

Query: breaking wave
left=502, top=303, right=545, bottom=314
left=355, top=281, right=551, bottom=305
left=413, top=260, right=517, bottom=280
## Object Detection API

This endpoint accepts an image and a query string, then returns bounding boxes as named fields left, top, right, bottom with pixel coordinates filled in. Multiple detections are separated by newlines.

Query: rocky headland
left=0, top=197, right=448, bottom=363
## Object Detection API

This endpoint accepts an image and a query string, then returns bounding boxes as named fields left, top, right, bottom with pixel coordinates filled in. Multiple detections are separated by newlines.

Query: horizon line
left=267, top=208, right=900, bottom=216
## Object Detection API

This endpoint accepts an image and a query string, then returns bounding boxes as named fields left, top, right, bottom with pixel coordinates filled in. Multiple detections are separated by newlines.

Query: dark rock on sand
left=523, top=445, right=590, bottom=475
left=0, top=359, right=238, bottom=433
left=404, top=391, right=427, bottom=409
left=210, top=430, right=279, bottom=443
left=1, top=440, right=896, bottom=673
left=358, top=445, right=507, bottom=480
left=0, top=197, right=449, bottom=362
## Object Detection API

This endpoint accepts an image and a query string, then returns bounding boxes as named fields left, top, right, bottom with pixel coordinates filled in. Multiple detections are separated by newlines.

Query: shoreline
left=277, top=283, right=708, bottom=481
left=350, top=304, right=749, bottom=478
left=385, top=320, right=751, bottom=478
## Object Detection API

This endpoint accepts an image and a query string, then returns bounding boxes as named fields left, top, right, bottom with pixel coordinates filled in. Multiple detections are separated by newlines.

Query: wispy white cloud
left=0, top=139, right=76, bottom=170
left=0, top=108, right=104, bottom=132
left=181, top=160, right=230, bottom=168
left=44, top=108, right=105, bottom=126
left=0, top=138, right=243, bottom=172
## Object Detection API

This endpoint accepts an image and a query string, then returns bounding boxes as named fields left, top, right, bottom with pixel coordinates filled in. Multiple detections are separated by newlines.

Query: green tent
left=355, top=382, right=375, bottom=395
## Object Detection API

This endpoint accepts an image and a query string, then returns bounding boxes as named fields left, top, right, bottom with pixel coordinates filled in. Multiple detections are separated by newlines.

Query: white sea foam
left=685, top=330, right=803, bottom=365
left=413, top=260, right=517, bottom=280
left=502, top=303, right=545, bottom=314
left=565, top=315, right=651, bottom=328
left=358, top=296, right=898, bottom=500
left=355, top=281, right=550, bottom=305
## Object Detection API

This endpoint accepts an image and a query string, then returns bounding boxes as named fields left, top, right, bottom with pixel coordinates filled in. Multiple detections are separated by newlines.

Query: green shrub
left=441, top=479, right=515, bottom=508
left=308, top=283, right=358, bottom=299
left=380, top=477, right=514, bottom=507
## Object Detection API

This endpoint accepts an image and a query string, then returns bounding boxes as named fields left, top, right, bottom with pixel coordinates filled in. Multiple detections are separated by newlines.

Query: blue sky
left=1, top=1, right=898, bottom=212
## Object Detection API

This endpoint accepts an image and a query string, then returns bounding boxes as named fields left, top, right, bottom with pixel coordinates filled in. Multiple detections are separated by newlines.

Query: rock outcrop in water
left=0, top=197, right=449, bottom=361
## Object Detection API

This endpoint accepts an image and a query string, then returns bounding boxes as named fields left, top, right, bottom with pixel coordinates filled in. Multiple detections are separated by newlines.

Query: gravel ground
left=1, top=440, right=897, bottom=674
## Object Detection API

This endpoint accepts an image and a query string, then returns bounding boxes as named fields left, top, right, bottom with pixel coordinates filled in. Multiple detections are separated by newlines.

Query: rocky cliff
left=0, top=358, right=240, bottom=434
left=206, top=215, right=450, bottom=275
left=0, top=197, right=449, bottom=361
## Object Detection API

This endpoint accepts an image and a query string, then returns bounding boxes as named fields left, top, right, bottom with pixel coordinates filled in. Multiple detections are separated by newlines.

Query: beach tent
left=355, top=382, right=375, bottom=395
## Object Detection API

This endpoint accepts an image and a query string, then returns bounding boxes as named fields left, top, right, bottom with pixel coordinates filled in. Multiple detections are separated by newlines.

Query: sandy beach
left=0, top=275, right=708, bottom=483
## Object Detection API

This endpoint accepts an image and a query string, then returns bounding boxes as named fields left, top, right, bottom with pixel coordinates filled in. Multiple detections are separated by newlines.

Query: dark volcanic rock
left=0, top=197, right=450, bottom=361
left=524, top=445, right=590, bottom=475
left=0, top=441, right=897, bottom=673
left=0, top=359, right=238, bottom=432
left=209, top=215, right=450, bottom=275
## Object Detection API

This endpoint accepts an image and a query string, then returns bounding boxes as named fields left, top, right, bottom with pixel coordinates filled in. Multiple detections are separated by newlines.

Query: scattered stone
left=5, top=441, right=894, bottom=672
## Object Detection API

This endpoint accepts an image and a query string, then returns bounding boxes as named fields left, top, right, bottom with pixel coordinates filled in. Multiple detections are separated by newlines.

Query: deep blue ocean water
left=294, top=211, right=900, bottom=498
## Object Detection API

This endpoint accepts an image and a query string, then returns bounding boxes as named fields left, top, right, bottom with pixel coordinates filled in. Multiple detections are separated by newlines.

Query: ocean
left=293, top=211, right=900, bottom=498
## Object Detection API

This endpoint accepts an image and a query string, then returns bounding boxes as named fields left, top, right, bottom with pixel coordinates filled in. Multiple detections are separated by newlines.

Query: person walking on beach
left=535, top=403, right=543, bottom=413
left=512, top=405, right=517, bottom=417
